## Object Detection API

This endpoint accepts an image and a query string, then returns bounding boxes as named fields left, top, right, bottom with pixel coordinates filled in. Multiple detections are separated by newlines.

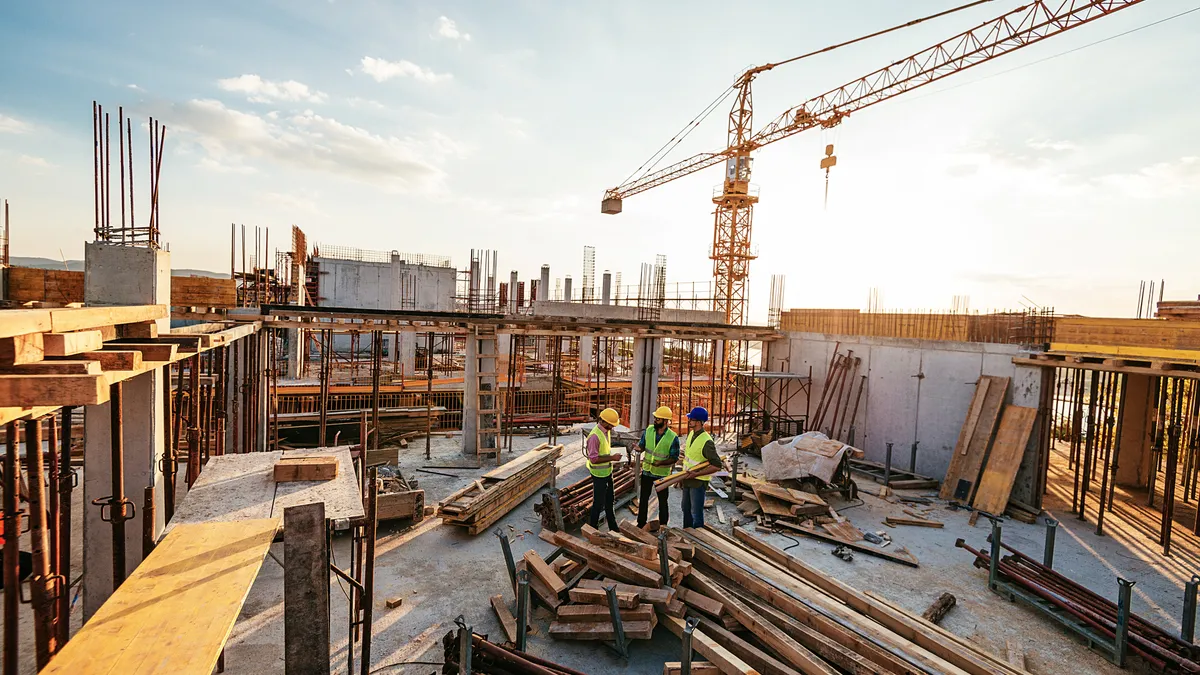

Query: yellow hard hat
left=653, top=406, right=672, bottom=420
left=599, top=408, right=620, bottom=426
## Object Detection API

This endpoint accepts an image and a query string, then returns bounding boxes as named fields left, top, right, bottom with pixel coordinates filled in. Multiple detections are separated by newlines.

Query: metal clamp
left=494, top=529, right=517, bottom=594
left=681, top=616, right=700, bottom=675
left=91, top=495, right=136, bottom=523
left=604, top=584, right=629, bottom=659
left=453, top=615, right=473, bottom=675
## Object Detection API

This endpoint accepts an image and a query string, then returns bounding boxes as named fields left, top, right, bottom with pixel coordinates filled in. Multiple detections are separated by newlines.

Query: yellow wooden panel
left=1050, top=343, right=1200, bottom=363
left=42, top=518, right=279, bottom=675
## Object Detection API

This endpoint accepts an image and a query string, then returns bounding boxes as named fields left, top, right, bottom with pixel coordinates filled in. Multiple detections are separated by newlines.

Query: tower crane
left=602, top=0, right=1148, bottom=336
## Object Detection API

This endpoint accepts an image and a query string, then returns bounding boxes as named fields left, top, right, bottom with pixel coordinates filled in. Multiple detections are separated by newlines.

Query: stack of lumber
left=673, top=525, right=1030, bottom=675
left=437, top=444, right=561, bottom=535
left=941, top=376, right=1040, bottom=516
left=534, top=462, right=635, bottom=529
left=1157, top=301, right=1200, bottom=321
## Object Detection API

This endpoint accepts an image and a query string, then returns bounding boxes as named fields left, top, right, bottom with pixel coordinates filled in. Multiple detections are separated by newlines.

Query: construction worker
left=633, top=405, right=679, bottom=529
left=681, top=406, right=721, bottom=528
left=585, top=407, right=624, bottom=530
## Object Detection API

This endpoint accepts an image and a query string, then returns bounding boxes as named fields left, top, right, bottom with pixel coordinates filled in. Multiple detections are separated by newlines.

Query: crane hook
left=820, top=144, right=837, bottom=210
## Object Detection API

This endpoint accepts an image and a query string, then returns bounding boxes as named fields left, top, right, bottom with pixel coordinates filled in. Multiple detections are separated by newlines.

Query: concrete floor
left=5, top=434, right=1197, bottom=674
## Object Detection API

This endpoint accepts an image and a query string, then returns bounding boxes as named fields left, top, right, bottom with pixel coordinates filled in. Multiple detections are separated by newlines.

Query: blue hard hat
left=687, top=407, right=709, bottom=423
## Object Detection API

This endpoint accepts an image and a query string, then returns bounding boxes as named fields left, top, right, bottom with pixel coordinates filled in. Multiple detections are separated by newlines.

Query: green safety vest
left=684, top=430, right=714, bottom=482
left=640, top=427, right=678, bottom=477
left=586, top=425, right=613, bottom=478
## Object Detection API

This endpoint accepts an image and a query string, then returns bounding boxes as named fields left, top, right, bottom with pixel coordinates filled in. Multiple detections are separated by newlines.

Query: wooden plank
left=284, top=504, right=328, bottom=674
left=0, top=373, right=108, bottom=407
left=524, top=550, right=567, bottom=596
left=773, top=520, right=917, bottom=567
left=581, top=523, right=657, bottom=559
left=42, top=330, right=103, bottom=357
left=80, top=350, right=142, bottom=371
left=40, top=519, right=278, bottom=675
left=0, top=360, right=100, bottom=375
left=752, top=488, right=793, bottom=518
left=0, top=333, right=44, bottom=366
left=883, top=517, right=944, bottom=528
left=1005, top=640, right=1026, bottom=669
left=516, top=560, right=562, bottom=610
left=0, top=309, right=52, bottom=339
left=103, top=342, right=178, bottom=362
left=751, top=482, right=825, bottom=506
left=491, top=594, right=519, bottom=643
left=376, top=490, right=424, bottom=522
left=677, top=586, right=724, bottom=619
left=664, top=663, right=721, bottom=675
left=272, top=448, right=365, bottom=522
left=944, top=376, right=1009, bottom=502
left=971, top=405, right=1038, bottom=515
left=940, top=377, right=990, bottom=499
left=555, top=604, right=655, bottom=623
left=693, top=616, right=799, bottom=675
left=660, top=615, right=760, bottom=675
left=549, top=530, right=661, bottom=587
left=274, top=456, right=339, bottom=482
left=481, top=442, right=551, bottom=481
left=117, top=321, right=159, bottom=339
left=549, top=620, right=654, bottom=640
left=574, top=578, right=675, bottom=605
left=48, top=304, right=168, bottom=333
left=567, top=587, right=639, bottom=608
left=704, top=576, right=837, bottom=675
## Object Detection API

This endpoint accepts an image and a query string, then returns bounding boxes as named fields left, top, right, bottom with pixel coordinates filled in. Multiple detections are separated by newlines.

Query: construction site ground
left=4, top=435, right=1194, bottom=674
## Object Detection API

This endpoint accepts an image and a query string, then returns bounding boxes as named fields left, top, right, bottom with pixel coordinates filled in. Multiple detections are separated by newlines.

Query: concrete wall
left=313, top=255, right=456, bottom=312
left=767, top=332, right=1045, bottom=503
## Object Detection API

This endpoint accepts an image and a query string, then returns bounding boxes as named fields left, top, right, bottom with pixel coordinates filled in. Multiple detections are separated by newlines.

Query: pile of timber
left=1157, top=301, right=1200, bottom=320
left=675, top=525, right=1030, bottom=675
left=437, top=444, right=561, bottom=535
left=442, top=630, right=589, bottom=675
left=534, top=462, right=635, bottom=530
left=941, top=376, right=1040, bottom=516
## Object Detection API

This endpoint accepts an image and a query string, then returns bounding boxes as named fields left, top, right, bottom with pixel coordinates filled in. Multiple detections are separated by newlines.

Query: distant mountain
left=10, top=256, right=229, bottom=279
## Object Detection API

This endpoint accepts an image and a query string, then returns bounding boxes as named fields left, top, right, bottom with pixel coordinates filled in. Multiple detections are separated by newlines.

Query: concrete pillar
left=539, top=265, right=550, bottom=300
left=601, top=271, right=612, bottom=305
left=579, top=336, right=593, bottom=378
left=508, top=271, right=518, bottom=313
left=1116, top=373, right=1154, bottom=487
left=463, top=328, right=498, bottom=456
left=630, top=337, right=664, bottom=431
left=257, top=329, right=269, bottom=452
left=81, top=242, right=170, bottom=620
left=563, top=276, right=573, bottom=303
left=390, top=332, right=416, bottom=378
left=285, top=262, right=305, bottom=380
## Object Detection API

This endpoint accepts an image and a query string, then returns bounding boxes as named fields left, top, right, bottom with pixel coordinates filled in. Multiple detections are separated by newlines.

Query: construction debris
left=920, top=592, right=956, bottom=624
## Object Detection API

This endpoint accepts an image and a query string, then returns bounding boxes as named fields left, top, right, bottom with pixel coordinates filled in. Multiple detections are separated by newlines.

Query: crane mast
left=603, top=0, right=1149, bottom=345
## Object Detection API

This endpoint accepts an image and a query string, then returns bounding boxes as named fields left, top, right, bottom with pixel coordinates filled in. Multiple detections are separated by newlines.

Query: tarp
left=760, top=431, right=860, bottom=484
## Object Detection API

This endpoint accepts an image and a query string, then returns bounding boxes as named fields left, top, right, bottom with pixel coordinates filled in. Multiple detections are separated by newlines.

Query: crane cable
left=619, top=0, right=999, bottom=190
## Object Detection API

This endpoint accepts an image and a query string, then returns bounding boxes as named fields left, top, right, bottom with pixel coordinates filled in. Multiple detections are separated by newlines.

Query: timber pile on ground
left=674, top=525, right=1031, bottom=675
left=534, top=463, right=635, bottom=530
left=438, top=443, right=561, bottom=534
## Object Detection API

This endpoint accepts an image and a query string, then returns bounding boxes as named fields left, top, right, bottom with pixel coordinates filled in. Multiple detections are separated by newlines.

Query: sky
left=0, top=0, right=1198, bottom=323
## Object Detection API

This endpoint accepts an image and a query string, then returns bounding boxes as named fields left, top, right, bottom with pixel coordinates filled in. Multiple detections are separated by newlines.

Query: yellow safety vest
left=586, top=425, right=613, bottom=478
left=641, top=427, right=678, bottom=477
left=683, top=430, right=714, bottom=482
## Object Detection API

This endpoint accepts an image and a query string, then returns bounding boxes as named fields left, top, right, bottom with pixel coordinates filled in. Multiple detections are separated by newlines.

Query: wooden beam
left=48, top=304, right=167, bottom=333
left=549, top=530, right=661, bottom=587
left=0, top=333, right=44, bottom=366
left=81, top=350, right=143, bottom=371
left=883, top=517, right=944, bottom=528
left=523, top=550, right=567, bottom=597
left=660, top=615, right=759, bottom=675
left=573, top=578, right=675, bottom=605
left=42, top=330, right=104, bottom=357
left=567, top=588, right=639, bottom=608
left=0, top=310, right=52, bottom=339
left=490, top=595, right=519, bottom=643
left=0, top=374, right=108, bottom=406
left=555, top=604, right=655, bottom=623
left=549, top=619, right=654, bottom=641
left=0, top=361, right=101, bottom=375
left=103, top=343, right=178, bottom=362
left=664, top=663, right=720, bottom=675
left=116, top=321, right=159, bottom=339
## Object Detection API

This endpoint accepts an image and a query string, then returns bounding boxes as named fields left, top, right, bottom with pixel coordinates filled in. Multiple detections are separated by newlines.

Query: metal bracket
left=549, top=491, right=566, bottom=532
left=454, top=615, right=473, bottom=675
left=515, top=569, right=530, bottom=653
left=682, top=615, right=700, bottom=675
left=988, top=521, right=1002, bottom=591
left=494, top=528, right=517, bottom=594
left=1183, top=575, right=1199, bottom=643
left=604, top=584, right=629, bottom=659
left=1114, top=578, right=1135, bottom=667
left=91, top=495, right=136, bottom=523
left=1043, top=518, right=1058, bottom=569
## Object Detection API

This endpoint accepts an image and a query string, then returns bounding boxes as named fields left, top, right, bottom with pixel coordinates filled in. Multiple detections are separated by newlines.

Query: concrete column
left=463, top=328, right=498, bottom=456
left=391, top=332, right=416, bottom=378
left=508, top=271, right=518, bottom=313
left=81, top=242, right=170, bottom=620
left=563, top=276, right=573, bottom=303
left=539, top=265, right=550, bottom=300
left=1116, top=373, right=1154, bottom=487
left=285, top=263, right=305, bottom=380
left=579, top=336, right=593, bottom=378
left=601, top=271, right=612, bottom=305
left=257, top=329, right=269, bottom=452
left=630, top=337, right=664, bottom=431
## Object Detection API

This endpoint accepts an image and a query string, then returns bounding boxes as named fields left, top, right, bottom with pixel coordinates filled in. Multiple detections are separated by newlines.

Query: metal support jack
left=455, top=616, right=473, bottom=675
left=515, top=570, right=530, bottom=653
left=495, top=529, right=517, bottom=593
left=603, top=585, right=629, bottom=659
left=1043, top=518, right=1057, bottom=569
left=1115, top=578, right=1135, bottom=667
left=988, top=521, right=1001, bottom=592
left=1183, top=575, right=1199, bottom=643
left=657, top=532, right=672, bottom=588
left=681, top=616, right=699, bottom=675
left=550, top=491, right=566, bottom=532
left=730, top=454, right=739, bottom=503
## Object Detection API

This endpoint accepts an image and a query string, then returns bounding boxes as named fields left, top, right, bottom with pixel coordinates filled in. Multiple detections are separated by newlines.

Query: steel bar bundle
left=438, top=445, right=562, bottom=535
left=958, top=539, right=1199, bottom=673
left=534, top=463, right=634, bottom=529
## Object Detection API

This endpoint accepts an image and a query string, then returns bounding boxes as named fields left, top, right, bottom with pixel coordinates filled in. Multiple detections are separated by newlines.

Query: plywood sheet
left=168, top=452, right=278, bottom=531
left=272, top=447, right=365, bottom=522
left=972, top=405, right=1038, bottom=515
left=940, top=376, right=1009, bottom=502
left=42, top=519, right=278, bottom=675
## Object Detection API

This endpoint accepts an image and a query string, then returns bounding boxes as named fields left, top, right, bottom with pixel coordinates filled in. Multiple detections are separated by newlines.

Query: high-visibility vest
left=640, top=427, right=678, bottom=477
left=683, top=430, right=714, bottom=482
left=586, top=425, right=613, bottom=478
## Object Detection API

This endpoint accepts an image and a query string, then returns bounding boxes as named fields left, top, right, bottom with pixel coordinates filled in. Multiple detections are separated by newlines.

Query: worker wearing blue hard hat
left=680, top=406, right=721, bottom=528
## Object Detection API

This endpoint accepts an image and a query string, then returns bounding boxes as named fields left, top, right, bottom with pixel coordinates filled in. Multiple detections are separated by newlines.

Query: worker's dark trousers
left=588, top=474, right=617, bottom=530
left=681, top=485, right=706, bottom=528
left=636, top=472, right=671, bottom=528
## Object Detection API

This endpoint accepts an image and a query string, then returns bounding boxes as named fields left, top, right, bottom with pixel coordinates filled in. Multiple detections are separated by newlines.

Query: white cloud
left=218, top=74, right=327, bottom=103
left=1027, top=139, right=1075, bottom=152
left=18, top=155, right=54, bottom=169
left=127, top=83, right=145, bottom=92
left=197, top=157, right=257, bottom=174
left=263, top=191, right=323, bottom=215
left=158, top=98, right=457, bottom=191
left=0, top=114, right=30, bottom=134
left=360, top=57, right=452, bottom=84
left=347, top=97, right=386, bottom=111
left=435, top=16, right=470, bottom=42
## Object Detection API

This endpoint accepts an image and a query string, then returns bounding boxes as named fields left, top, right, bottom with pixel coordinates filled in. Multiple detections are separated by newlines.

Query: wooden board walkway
left=42, top=519, right=279, bottom=675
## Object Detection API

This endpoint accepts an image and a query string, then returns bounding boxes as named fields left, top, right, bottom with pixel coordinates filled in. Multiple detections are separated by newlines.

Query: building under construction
left=5, top=2, right=1200, bottom=675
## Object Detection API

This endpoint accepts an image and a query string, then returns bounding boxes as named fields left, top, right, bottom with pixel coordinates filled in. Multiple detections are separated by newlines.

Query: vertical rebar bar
left=57, top=407, right=73, bottom=645
left=26, top=418, right=57, bottom=666
left=2, top=422, right=20, bottom=675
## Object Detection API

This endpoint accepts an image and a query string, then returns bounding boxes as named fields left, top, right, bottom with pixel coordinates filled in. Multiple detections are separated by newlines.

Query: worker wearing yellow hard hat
left=633, top=405, right=679, bottom=529
left=585, top=407, right=624, bottom=530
